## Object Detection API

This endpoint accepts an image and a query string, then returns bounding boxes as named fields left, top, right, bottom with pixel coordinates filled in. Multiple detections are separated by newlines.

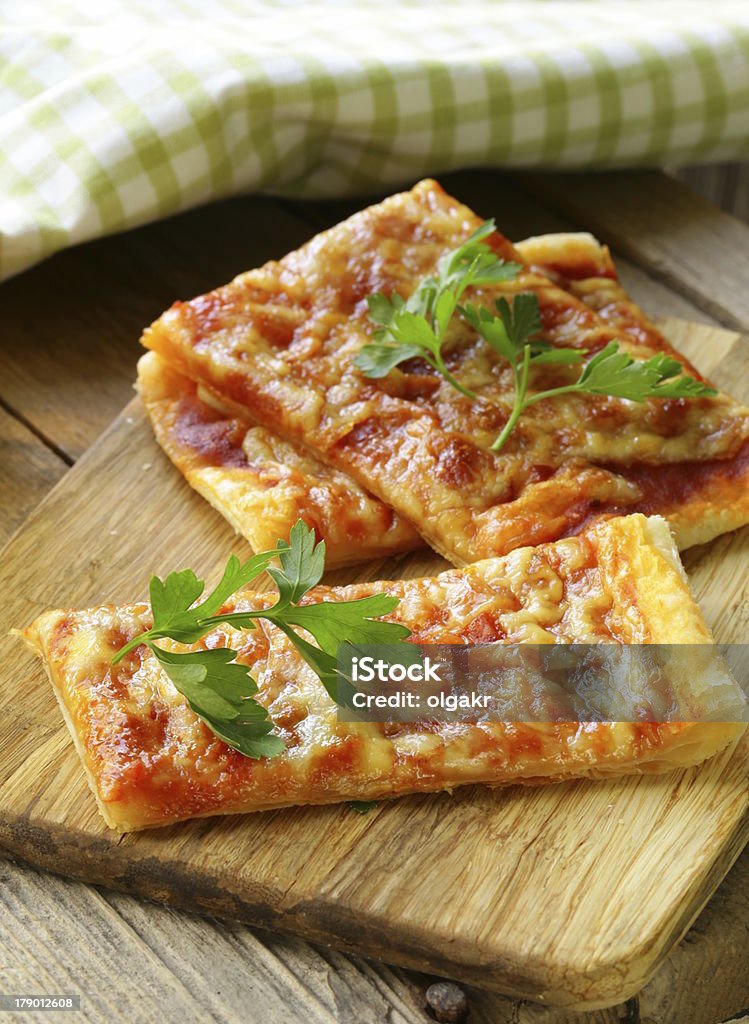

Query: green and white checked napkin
left=3, top=0, right=749, bottom=281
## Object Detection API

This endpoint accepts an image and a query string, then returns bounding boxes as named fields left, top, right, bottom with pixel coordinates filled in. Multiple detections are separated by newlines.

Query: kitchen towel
left=3, top=0, right=749, bottom=279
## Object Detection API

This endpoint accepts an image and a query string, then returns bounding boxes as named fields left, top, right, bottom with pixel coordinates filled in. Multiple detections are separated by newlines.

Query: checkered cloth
left=3, top=0, right=749, bottom=281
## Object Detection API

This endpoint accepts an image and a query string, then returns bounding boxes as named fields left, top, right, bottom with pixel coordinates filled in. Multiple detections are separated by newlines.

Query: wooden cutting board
left=1, top=318, right=747, bottom=1012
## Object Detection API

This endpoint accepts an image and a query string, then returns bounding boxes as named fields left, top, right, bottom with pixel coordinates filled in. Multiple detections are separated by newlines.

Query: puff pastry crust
left=141, top=181, right=749, bottom=567
left=136, top=352, right=422, bottom=566
left=22, top=515, right=746, bottom=831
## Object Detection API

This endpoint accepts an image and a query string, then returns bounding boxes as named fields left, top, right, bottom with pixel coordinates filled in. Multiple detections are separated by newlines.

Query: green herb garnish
left=112, top=521, right=411, bottom=759
left=354, top=219, right=521, bottom=398
left=463, top=293, right=717, bottom=451
left=348, top=800, right=378, bottom=814
left=355, top=221, right=716, bottom=453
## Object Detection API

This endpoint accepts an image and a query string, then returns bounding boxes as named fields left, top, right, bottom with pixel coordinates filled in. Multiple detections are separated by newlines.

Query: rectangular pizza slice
left=140, top=180, right=749, bottom=566
left=138, top=232, right=684, bottom=568
left=21, top=515, right=746, bottom=831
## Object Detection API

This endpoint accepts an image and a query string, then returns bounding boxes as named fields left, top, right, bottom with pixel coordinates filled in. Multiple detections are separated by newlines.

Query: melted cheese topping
left=515, top=232, right=690, bottom=357
left=142, top=180, right=749, bottom=565
left=136, top=352, right=422, bottom=566
left=22, top=515, right=744, bottom=831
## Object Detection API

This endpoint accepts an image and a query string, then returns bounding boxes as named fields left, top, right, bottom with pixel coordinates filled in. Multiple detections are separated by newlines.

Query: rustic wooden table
left=1, top=169, right=748, bottom=1024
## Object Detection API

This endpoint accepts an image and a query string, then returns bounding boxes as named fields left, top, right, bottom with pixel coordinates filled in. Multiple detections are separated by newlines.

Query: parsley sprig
left=463, top=293, right=717, bottom=451
left=354, top=220, right=521, bottom=398
left=354, top=222, right=716, bottom=452
left=112, top=521, right=411, bottom=759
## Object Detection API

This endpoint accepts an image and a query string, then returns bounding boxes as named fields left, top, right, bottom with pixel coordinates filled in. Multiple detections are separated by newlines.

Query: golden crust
left=136, top=352, right=421, bottom=566
left=141, top=180, right=749, bottom=566
left=21, top=515, right=746, bottom=832
left=517, top=233, right=749, bottom=548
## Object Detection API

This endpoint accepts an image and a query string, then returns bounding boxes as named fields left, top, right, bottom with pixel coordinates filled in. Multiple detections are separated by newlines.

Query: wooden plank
left=0, top=319, right=747, bottom=1011
left=3, top=847, right=747, bottom=1024
left=0, top=406, right=67, bottom=546
left=517, top=169, right=749, bottom=331
left=676, top=163, right=749, bottom=224
left=0, top=857, right=432, bottom=1024
left=0, top=196, right=317, bottom=461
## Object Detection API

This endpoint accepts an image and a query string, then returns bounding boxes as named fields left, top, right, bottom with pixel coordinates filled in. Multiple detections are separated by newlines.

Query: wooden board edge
left=2, top=797, right=748, bottom=1011
left=0, top=397, right=139, bottom=564
left=607, top=803, right=749, bottom=1004
left=2, top=316, right=748, bottom=1010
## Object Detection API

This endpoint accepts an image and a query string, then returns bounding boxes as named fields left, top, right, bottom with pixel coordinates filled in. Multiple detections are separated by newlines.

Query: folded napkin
left=2, top=0, right=749, bottom=280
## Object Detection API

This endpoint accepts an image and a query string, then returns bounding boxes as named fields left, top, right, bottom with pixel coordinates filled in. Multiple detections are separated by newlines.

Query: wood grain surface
left=3, top=850, right=747, bottom=1024
left=677, top=163, right=749, bottom=225
left=0, top=408, right=67, bottom=538
left=2, top=171, right=749, bottom=1024
left=0, top=314, right=747, bottom=1011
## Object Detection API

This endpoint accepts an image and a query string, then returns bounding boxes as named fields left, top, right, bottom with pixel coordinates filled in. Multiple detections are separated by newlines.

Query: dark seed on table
left=425, top=981, right=469, bottom=1023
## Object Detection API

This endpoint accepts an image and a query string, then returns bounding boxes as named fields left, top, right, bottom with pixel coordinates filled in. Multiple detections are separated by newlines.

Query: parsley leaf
left=355, top=220, right=522, bottom=398
left=279, top=594, right=407, bottom=653
left=149, top=569, right=204, bottom=631
left=494, top=292, right=543, bottom=350
left=113, top=521, right=411, bottom=759
left=356, top=223, right=716, bottom=453
left=461, top=293, right=552, bottom=365
left=470, top=294, right=717, bottom=452
left=355, top=342, right=425, bottom=378
left=259, top=526, right=411, bottom=707
left=267, top=518, right=325, bottom=605
left=150, top=646, right=284, bottom=759
left=576, top=343, right=714, bottom=400
left=116, top=547, right=286, bottom=654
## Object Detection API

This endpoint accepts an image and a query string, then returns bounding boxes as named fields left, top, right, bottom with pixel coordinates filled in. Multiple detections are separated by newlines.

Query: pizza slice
left=136, top=352, right=422, bottom=566
left=138, top=232, right=689, bottom=568
left=140, top=180, right=749, bottom=566
left=21, top=515, right=746, bottom=831
left=514, top=232, right=694, bottom=359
